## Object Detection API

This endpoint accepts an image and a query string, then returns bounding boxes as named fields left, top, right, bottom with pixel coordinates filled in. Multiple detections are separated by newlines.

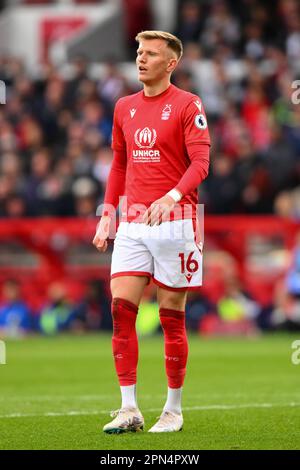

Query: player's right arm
left=93, top=100, right=127, bottom=252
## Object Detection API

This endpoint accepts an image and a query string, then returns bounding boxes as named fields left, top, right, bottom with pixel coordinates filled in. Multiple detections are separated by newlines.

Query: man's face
left=136, top=39, right=177, bottom=85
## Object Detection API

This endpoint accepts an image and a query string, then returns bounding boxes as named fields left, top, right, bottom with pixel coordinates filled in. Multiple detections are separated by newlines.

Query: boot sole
left=104, top=425, right=144, bottom=435
left=148, top=426, right=183, bottom=433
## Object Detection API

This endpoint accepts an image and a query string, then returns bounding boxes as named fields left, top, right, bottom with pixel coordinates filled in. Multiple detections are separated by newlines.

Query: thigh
left=149, top=219, right=203, bottom=290
left=111, top=222, right=153, bottom=280
left=111, top=275, right=149, bottom=306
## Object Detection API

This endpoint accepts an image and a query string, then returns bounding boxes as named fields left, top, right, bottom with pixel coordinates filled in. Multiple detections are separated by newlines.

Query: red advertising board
left=40, top=16, right=88, bottom=62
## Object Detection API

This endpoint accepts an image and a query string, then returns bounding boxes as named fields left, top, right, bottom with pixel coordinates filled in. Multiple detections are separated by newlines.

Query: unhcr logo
left=0, top=80, right=6, bottom=104
left=134, top=127, right=157, bottom=149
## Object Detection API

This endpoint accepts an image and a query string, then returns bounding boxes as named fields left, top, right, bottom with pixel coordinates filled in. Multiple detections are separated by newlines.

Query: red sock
left=159, top=308, right=188, bottom=389
left=111, top=297, right=139, bottom=386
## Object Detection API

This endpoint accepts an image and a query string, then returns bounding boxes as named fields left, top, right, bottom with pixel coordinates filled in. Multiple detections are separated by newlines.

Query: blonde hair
left=135, top=30, right=183, bottom=60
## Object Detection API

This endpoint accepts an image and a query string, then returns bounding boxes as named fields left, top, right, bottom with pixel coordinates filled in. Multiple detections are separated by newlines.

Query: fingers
left=146, top=207, right=169, bottom=225
left=93, top=234, right=108, bottom=252
left=142, top=207, right=150, bottom=224
left=157, top=211, right=163, bottom=225
left=142, top=204, right=158, bottom=225
left=143, top=204, right=163, bottom=226
left=93, top=238, right=108, bottom=252
left=93, top=216, right=111, bottom=251
left=101, top=240, right=108, bottom=252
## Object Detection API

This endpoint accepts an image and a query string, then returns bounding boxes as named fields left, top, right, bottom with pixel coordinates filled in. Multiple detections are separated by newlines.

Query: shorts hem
left=152, top=277, right=202, bottom=292
left=111, top=271, right=152, bottom=284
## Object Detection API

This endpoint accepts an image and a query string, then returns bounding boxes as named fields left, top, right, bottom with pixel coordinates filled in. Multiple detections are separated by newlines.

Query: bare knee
left=110, top=276, right=149, bottom=306
left=157, top=288, right=187, bottom=311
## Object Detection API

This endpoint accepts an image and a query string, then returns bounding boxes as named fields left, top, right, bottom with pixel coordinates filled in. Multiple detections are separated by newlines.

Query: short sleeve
left=111, top=99, right=126, bottom=152
left=183, top=97, right=211, bottom=148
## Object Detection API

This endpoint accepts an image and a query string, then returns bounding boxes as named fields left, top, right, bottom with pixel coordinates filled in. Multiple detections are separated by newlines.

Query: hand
left=93, top=215, right=111, bottom=252
left=142, top=194, right=177, bottom=226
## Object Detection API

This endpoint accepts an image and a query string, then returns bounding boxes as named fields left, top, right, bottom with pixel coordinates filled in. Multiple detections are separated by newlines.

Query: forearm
left=102, top=150, right=127, bottom=216
left=175, top=143, right=210, bottom=197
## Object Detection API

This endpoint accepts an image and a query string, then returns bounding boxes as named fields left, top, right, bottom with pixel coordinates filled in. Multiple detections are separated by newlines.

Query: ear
left=167, top=58, right=178, bottom=73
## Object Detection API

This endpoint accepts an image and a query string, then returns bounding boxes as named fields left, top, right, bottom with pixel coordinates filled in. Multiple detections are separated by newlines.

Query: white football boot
left=148, top=410, right=183, bottom=433
left=103, top=408, right=144, bottom=434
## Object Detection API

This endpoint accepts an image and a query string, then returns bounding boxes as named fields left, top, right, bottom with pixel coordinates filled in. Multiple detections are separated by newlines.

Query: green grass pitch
left=0, top=333, right=300, bottom=450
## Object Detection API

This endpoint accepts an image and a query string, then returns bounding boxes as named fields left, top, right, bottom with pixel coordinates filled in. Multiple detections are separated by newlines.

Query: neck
left=143, top=78, right=171, bottom=97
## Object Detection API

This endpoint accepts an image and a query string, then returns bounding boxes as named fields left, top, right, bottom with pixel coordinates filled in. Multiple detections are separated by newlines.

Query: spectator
left=97, top=61, right=129, bottom=109
left=72, top=176, right=100, bottom=216
left=92, top=146, right=113, bottom=193
left=0, top=280, right=30, bottom=337
left=185, top=291, right=216, bottom=331
left=271, top=278, right=300, bottom=331
left=39, top=282, right=74, bottom=335
left=72, top=280, right=112, bottom=331
left=175, top=1, right=204, bottom=44
left=286, top=231, right=300, bottom=297
left=205, top=154, right=240, bottom=213
left=200, top=0, right=240, bottom=57
left=217, top=277, right=259, bottom=322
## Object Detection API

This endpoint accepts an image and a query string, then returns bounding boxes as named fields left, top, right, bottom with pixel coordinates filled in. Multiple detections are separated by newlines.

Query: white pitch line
left=163, top=402, right=300, bottom=412
left=1, top=392, right=297, bottom=402
left=0, top=394, right=161, bottom=402
left=0, top=402, right=300, bottom=420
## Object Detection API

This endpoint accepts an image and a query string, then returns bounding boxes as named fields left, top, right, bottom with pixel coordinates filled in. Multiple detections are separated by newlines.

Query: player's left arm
left=143, top=98, right=210, bottom=226
left=175, top=97, right=210, bottom=196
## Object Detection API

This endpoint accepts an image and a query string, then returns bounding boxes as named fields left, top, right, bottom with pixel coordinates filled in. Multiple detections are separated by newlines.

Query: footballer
left=93, top=30, right=210, bottom=433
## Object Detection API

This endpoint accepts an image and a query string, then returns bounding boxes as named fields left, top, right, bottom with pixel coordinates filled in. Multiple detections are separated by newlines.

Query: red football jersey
left=111, top=84, right=210, bottom=221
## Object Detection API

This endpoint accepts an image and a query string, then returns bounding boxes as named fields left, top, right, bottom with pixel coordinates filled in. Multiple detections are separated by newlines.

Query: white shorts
left=111, top=219, right=203, bottom=291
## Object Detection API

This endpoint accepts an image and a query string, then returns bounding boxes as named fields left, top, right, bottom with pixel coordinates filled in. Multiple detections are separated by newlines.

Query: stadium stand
left=0, top=0, right=300, bottom=335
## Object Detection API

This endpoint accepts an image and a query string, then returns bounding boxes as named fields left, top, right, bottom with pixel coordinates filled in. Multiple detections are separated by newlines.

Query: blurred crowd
left=0, top=0, right=299, bottom=219
left=175, top=0, right=300, bottom=217
left=1, top=237, right=300, bottom=337
left=0, top=278, right=113, bottom=337
left=0, top=0, right=300, bottom=219
left=0, top=0, right=300, bottom=337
